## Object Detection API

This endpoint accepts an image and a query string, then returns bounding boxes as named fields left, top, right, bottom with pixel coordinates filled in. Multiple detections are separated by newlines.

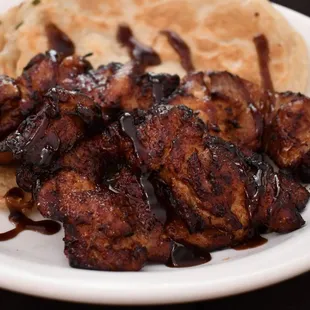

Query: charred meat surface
left=264, top=95, right=310, bottom=182
left=1, top=88, right=102, bottom=191
left=165, top=71, right=265, bottom=151
left=37, top=167, right=171, bottom=270
left=86, top=62, right=180, bottom=113
left=234, top=150, right=309, bottom=233
left=134, top=106, right=252, bottom=246
left=165, top=70, right=310, bottom=182
left=0, top=51, right=92, bottom=142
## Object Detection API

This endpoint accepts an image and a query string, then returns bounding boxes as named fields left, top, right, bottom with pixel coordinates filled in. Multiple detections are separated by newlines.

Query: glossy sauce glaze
left=120, top=113, right=167, bottom=224
left=117, top=25, right=161, bottom=68
left=160, top=30, right=195, bottom=73
left=18, top=112, right=60, bottom=168
left=166, top=242, right=211, bottom=268
left=45, top=23, right=75, bottom=57
left=0, top=187, right=61, bottom=242
left=148, top=74, right=180, bottom=105
left=253, top=34, right=274, bottom=92
left=233, top=235, right=267, bottom=250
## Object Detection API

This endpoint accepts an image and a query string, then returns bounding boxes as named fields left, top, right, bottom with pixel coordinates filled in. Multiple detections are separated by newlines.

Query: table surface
left=1, top=0, right=310, bottom=308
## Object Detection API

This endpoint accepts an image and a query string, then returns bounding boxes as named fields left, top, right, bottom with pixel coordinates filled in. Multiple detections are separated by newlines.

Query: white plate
left=0, top=1, right=310, bottom=305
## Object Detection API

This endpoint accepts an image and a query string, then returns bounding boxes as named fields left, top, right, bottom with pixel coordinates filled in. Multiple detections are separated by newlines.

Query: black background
left=1, top=0, right=310, bottom=309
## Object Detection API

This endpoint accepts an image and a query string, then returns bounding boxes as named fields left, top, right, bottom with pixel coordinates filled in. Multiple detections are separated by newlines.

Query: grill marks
left=120, top=112, right=167, bottom=224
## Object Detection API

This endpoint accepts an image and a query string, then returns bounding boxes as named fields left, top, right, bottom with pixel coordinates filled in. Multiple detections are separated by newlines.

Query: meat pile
left=0, top=50, right=309, bottom=271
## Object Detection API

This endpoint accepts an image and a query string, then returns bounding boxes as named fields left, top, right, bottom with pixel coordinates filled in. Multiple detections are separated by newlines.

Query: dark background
left=1, top=0, right=309, bottom=309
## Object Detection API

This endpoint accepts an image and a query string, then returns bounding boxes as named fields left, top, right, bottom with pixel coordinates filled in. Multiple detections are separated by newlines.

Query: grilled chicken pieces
left=0, top=51, right=179, bottom=149
left=0, top=51, right=92, bottom=142
left=1, top=50, right=308, bottom=182
left=22, top=102, right=308, bottom=269
left=0, top=51, right=309, bottom=271
left=165, top=71, right=310, bottom=182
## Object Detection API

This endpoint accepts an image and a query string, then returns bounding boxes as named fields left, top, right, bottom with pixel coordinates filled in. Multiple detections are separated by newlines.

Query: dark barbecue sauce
left=166, top=242, right=211, bottom=268
left=39, top=131, right=60, bottom=166
left=117, top=25, right=161, bottom=68
left=253, top=34, right=274, bottom=92
left=45, top=23, right=75, bottom=57
left=0, top=187, right=61, bottom=242
left=19, top=112, right=60, bottom=168
left=233, top=235, right=267, bottom=250
left=160, top=30, right=195, bottom=73
left=148, top=74, right=180, bottom=105
left=120, top=113, right=167, bottom=224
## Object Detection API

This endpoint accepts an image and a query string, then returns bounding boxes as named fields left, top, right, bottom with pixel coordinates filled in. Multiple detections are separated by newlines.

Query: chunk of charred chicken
left=0, top=88, right=102, bottom=191
left=37, top=169, right=171, bottom=271
left=165, top=71, right=267, bottom=151
left=264, top=94, right=310, bottom=182
left=236, top=150, right=308, bottom=233
left=0, top=51, right=91, bottom=143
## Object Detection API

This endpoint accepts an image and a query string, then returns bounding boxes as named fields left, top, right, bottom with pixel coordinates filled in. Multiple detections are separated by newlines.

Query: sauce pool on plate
left=0, top=187, right=61, bottom=242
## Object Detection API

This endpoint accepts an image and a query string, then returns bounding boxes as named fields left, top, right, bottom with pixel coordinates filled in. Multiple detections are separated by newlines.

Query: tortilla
left=0, top=0, right=307, bottom=93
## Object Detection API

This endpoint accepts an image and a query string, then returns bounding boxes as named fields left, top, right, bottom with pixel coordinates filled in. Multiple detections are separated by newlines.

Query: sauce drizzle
left=0, top=187, right=61, bottom=242
left=120, top=113, right=167, bottom=224
left=166, top=242, right=211, bottom=268
left=233, top=235, right=267, bottom=250
left=253, top=34, right=274, bottom=92
left=45, top=23, right=75, bottom=57
left=160, top=30, right=195, bottom=73
left=117, top=25, right=161, bottom=68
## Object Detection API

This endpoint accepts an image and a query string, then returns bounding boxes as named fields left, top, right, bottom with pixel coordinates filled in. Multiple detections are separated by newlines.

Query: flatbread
left=0, top=0, right=307, bottom=93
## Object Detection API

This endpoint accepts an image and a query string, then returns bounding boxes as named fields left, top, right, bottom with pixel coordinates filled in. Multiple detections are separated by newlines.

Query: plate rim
left=0, top=2, right=309, bottom=305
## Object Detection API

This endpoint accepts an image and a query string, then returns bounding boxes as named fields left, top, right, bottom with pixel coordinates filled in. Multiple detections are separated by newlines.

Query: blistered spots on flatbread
left=135, top=1, right=198, bottom=33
